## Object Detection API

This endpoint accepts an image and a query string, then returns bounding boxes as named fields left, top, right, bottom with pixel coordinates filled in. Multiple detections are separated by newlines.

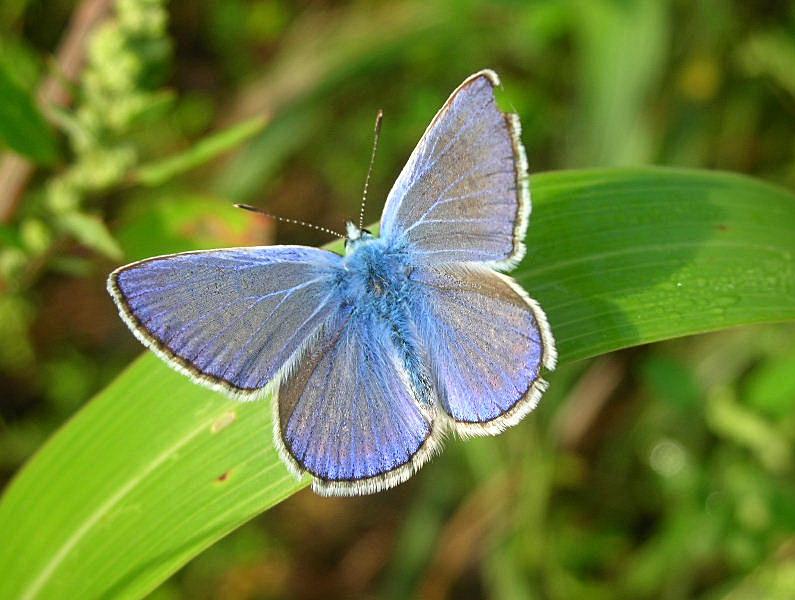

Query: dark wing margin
left=107, top=246, right=343, bottom=400
left=380, top=69, right=530, bottom=269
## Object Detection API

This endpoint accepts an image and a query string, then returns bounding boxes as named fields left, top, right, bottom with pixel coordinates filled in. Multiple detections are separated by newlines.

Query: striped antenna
left=234, top=204, right=344, bottom=239
left=359, top=109, right=384, bottom=230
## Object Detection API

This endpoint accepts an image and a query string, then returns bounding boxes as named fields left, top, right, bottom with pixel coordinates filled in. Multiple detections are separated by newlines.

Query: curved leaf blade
left=523, top=168, right=795, bottom=361
left=0, top=167, right=793, bottom=599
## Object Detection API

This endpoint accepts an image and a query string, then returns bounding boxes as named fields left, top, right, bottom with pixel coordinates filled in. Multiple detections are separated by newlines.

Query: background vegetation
left=1, top=1, right=794, bottom=598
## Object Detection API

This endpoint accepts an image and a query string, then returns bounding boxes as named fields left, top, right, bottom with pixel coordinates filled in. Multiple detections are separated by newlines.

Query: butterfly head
left=344, top=221, right=374, bottom=254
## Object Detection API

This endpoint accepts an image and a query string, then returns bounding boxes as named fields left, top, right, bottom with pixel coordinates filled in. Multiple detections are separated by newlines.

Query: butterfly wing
left=409, top=264, right=556, bottom=436
left=107, top=246, right=343, bottom=398
left=380, top=69, right=529, bottom=270
left=276, top=304, right=440, bottom=496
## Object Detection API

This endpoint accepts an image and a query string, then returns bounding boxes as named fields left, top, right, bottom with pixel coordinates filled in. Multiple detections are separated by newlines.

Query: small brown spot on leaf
left=716, top=224, right=729, bottom=231
left=216, top=471, right=231, bottom=483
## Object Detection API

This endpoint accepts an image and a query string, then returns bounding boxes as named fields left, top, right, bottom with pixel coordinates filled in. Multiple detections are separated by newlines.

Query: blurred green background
left=1, top=0, right=795, bottom=598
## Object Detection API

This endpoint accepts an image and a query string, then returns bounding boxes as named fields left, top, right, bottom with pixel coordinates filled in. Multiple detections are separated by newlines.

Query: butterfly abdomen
left=340, top=238, right=433, bottom=410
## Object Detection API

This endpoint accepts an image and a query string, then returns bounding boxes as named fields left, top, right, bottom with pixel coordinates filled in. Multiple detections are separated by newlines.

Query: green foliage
left=739, top=29, right=795, bottom=99
left=0, top=0, right=276, bottom=405
left=114, top=193, right=270, bottom=260
left=2, top=0, right=795, bottom=598
left=570, top=0, right=668, bottom=166
left=132, top=116, right=268, bottom=187
left=0, top=64, right=58, bottom=164
left=1, top=168, right=794, bottom=599
left=40, top=0, right=172, bottom=259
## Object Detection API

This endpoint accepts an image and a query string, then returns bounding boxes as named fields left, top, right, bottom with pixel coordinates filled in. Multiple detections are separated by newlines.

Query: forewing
left=380, top=70, right=529, bottom=269
left=410, top=264, right=556, bottom=435
left=108, top=246, right=342, bottom=398
left=277, top=306, right=439, bottom=496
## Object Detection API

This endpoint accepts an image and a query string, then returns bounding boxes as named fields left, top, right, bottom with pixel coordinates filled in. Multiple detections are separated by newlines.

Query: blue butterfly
left=107, top=70, right=556, bottom=496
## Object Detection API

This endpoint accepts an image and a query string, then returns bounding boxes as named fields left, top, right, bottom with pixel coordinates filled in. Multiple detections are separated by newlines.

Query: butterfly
left=107, top=70, right=556, bottom=496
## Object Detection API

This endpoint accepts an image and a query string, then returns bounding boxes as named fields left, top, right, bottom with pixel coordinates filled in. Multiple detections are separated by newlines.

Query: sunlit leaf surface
left=1, top=167, right=793, bottom=599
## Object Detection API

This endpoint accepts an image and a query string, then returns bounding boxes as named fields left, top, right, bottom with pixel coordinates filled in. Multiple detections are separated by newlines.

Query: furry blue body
left=341, top=232, right=434, bottom=410
left=341, top=232, right=409, bottom=316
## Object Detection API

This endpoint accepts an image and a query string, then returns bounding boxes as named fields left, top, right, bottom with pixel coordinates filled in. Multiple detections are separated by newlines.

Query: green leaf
left=115, top=193, right=272, bottom=261
left=58, top=212, right=123, bottom=260
left=131, top=116, right=268, bottom=187
left=570, top=0, right=668, bottom=166
left=744, top=348, right=795, bottom=419
left=739, top=30, right=795, bottom=99
left=0, top=64, right=58, bottom=165
left=1, top=167, right=794, bottom=599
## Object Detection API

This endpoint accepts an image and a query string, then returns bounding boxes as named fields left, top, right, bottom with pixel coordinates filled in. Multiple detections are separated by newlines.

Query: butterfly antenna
left=234, top=204, right=344, bottom=239
left=359, top=109, right=384, bottom=230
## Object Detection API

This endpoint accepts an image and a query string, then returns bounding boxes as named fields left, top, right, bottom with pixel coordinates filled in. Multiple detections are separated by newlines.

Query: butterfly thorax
left=342, top=234, right=412, bottom=311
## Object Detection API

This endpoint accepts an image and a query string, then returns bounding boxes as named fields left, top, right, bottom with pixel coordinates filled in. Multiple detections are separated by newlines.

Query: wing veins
left=404, top=169, right=514, bottom=234
left=224, top=284, right=338, bottom=385
left=404, top=92, right=492, bottom=194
